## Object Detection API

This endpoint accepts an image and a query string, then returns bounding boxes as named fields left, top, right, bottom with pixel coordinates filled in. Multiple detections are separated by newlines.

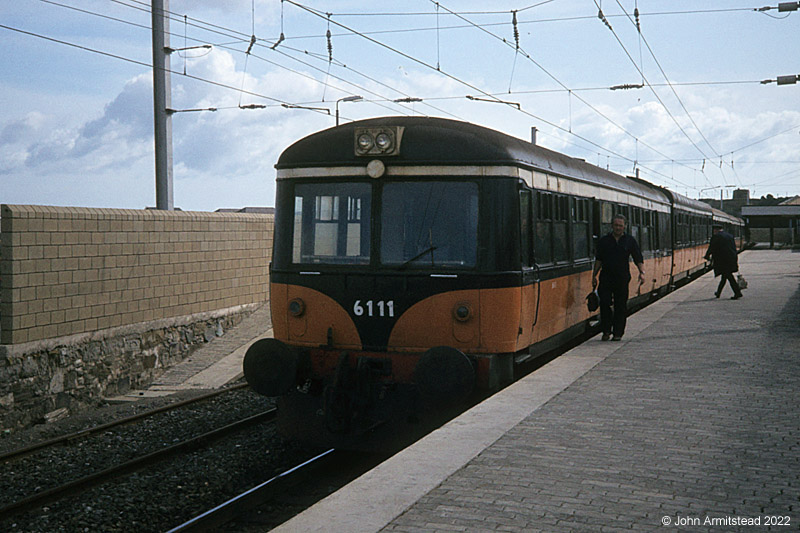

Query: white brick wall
left=0, top=205, right=273, bottom=345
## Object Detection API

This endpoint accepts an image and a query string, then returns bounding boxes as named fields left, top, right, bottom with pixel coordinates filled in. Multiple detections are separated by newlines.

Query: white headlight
left=357, top=133, right=374, bottom=151
left=375, top=132, right=393, bottom=151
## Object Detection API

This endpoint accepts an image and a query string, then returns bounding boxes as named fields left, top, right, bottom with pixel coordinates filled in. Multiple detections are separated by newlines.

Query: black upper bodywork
left=276, top=116, right=665, bottom=204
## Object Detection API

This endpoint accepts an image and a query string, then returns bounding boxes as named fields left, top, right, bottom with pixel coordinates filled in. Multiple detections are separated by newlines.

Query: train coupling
left=323, top=352, right=393, bottom=434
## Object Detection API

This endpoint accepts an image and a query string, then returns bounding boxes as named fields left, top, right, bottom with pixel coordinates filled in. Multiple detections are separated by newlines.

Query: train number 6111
left=353, top=300, right=395, bottom=318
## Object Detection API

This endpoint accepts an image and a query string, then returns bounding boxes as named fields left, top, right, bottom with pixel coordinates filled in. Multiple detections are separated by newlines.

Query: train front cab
left=256, top=165, right=534, bottom=444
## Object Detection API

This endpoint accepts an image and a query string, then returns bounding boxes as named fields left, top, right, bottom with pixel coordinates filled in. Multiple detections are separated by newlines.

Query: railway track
left=0, top=385, right=314, bottom=532
left=0, top=407, right=276, bottom=519
left=167, top=324, right=628, bottom=531
left=167, top=448, right=391, bottom=532
left=0, top=383, right=249, bottom=463
left=160, top=336, right=597, bottom=532
left=167, top=448, right=338, bottom=532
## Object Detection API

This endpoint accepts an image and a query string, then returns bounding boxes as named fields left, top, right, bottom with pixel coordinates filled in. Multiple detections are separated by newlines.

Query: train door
left=519, top=187, right=539, bottom=354
left=591, top=199, right=602, bottom=253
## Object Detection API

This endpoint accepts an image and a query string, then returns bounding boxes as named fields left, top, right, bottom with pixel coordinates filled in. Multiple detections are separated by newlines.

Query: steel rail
left=166, top=448, right=339, bottom=532
left=0, top=383, right=249, bottom=463
left=0, top=407, right=276, bottom=519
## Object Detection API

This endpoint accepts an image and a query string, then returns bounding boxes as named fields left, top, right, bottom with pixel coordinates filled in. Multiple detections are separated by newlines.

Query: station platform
left=273, top=249, right=800, bottom=532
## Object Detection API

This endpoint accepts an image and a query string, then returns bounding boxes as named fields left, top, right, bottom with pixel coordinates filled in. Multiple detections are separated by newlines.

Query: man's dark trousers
left=598, top=279, right=629, bottom=337
left=717, top=271, right=742, bottom=297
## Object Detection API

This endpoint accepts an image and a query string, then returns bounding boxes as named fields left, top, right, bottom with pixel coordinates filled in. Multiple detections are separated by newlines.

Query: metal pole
left=152, top=0, right=174, bottom=210
left=335, top=95, right=363, bottom=126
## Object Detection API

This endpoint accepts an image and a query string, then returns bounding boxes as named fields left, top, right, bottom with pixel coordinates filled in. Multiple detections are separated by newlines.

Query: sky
left=1, top=1, right=799, bottom=212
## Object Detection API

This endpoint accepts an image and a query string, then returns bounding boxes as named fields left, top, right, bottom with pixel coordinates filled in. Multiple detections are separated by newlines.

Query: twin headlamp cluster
left=354, top=126, right=404, bottom=157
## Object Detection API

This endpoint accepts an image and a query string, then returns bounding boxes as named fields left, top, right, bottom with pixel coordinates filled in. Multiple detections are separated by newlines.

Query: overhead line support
left=152, top=0, right=174, bottom=210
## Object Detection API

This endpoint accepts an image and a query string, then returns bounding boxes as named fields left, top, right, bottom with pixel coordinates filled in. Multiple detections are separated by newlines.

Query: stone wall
left=0, top=305, right=256, bottom=430
left=750, top=228, right=798, bottom=247
left=0, top=204, right=274, bottom=432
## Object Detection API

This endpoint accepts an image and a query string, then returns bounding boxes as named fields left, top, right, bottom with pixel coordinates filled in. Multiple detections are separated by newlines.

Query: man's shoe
left=602, top=334, right=611, bottom=341
left=731, top=294, right=742, bottom=300
left=612, top=336, right=622, bottom=341
left=714, top=291, right=721, bottom=298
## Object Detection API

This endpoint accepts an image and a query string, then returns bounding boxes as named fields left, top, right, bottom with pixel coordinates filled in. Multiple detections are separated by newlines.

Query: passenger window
left=572, top=198, right=590, bottom=260
left=553, top=221, right=568, bottom=262
left=630, top=209, right=640, bottom=244
left=640, top=211, right=651, bottom=252
left=601, top=202, right=613, bottom=224
left=600, top=202, right=614, bottom=236
left=552, top=195, right=569, bottom=262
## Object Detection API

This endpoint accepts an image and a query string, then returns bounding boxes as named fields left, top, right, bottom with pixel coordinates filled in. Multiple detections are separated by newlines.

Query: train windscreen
left=289, top=180, right=478, bottom=268
left=292, top=182, right=371, bottom=264
left=380, top=181, right=478, bottom=268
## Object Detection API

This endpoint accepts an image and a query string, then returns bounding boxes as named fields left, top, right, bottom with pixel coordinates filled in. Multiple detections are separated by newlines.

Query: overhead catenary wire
left=258, top=0, right=787, bottom=174
left=431, top=0, right=698, bottom=169
left=423, top=0, right=700, bottom=184
left=590, top=0, right=716, bottom=180
left=612, top=1, right=730, bottom=180
left=278, top=5, right=756, bottom=23
left=1, top=16, right=407, bottom=126
left=237, top=0, right=257, bottom=107
left=99, top=0, right=790, bottom=159
left=36, top=0, right=431, bottom=120
left=61, top=0, right=781, bottom=98
left=0, top=23, right=310, bottom=112
left=10, top=0, right=798, bottom=195
left=111, top=0, right=459, bottom=119
left=281, top=0, right=697, bottom=190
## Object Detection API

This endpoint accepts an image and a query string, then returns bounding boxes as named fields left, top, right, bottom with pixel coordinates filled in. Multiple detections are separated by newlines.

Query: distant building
left=742, top=196, right=800, bottom=248
left=698, top=188, right=750, bottom=218
left=215, top=207, right=275, bottom=214
left=780, top=195, right=800, bottom=206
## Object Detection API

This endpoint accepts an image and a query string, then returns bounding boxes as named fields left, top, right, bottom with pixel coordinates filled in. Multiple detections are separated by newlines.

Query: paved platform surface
left=274, top=249, right=800, bottom=532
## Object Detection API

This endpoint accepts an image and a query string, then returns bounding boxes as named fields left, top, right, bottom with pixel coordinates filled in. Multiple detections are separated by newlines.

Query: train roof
left=655, top=188, right=713, bottom=216
left=277, top=116, right=669, bottom=204
left=711, top=207, right=745, bottom=225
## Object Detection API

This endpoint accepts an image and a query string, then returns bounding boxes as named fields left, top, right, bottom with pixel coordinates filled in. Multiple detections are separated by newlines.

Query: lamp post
left=335, top=95, right=363, bottom=126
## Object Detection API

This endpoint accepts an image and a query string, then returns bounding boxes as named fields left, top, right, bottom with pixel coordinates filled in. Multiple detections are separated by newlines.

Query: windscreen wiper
left=399, top=246, right=438, bottom=268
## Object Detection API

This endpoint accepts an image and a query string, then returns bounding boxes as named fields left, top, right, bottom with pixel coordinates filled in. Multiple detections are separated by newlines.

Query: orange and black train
left=243, top=116, right=744, bottom=447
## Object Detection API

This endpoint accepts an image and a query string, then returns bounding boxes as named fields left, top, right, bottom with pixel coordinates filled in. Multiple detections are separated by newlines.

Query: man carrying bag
left=705, top=224, right=743, bottom=300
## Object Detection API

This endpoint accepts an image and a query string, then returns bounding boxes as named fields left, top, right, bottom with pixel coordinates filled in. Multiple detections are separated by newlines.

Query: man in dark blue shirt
left=592, top=214, right=645, bottom=341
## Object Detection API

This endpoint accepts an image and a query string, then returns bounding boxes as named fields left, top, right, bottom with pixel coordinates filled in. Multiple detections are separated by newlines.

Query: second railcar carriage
left=244, top=117, right=677, bottom=446
left=661, top=189, right=713, bottom=284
